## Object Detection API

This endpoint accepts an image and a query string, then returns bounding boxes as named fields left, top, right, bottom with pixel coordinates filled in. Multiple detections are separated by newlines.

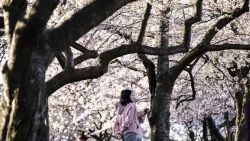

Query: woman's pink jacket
left=113, top=102, right=146, bottom=137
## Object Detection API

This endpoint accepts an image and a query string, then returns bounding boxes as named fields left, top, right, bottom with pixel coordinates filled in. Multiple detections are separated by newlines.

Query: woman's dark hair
left=120, top=89, right=133, bottom=106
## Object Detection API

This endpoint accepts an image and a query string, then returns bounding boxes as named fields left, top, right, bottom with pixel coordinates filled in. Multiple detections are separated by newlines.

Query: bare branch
left=56, top=53, right=66, bottom=69
left=64, top=47, right=74, bottom=70
left=47, top=39, right=250, bottom=96
left=136, top=3, right=151, bottom=44
left=202, top=54, right=234, bottom=83
left=56, top=48, right=74, bottom=70
left=71, top=42, right=93, bottom=53
left=46, top=64, right=108, bottom=95
left=2, top=0, right=27, bottom=44
left=183, top=0, right=203, bottom=49
left=206, top=44, right=250, bottom=51
left=172, top=42, right=250, bottom=78
left=201, top=0, right=249, bottom=44
left=176, top=64, right=197, bottom=109
left=172, top=0, right=249, bottom=77
left=69, top=42, right=99, bottom=66
left=136, top=3, right=156, bottom=95
left=48, top=41, right=184, bottom=95
left=113, top=59, right=146, bottom=74
left=74, top=51, right=98, bottom=66
left=47, top=0, right=135, bottom=55
left=206, top=116, right=225, bottom=141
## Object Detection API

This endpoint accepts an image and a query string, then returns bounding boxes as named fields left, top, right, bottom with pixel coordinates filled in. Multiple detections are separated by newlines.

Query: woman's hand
left=144, top=108, right=150, bottom=115
left=116, top=133, right=122, bottom=139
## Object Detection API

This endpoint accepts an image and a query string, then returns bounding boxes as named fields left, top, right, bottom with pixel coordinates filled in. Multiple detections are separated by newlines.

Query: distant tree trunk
left=206, top=116, right=225, bottom=141
left=189, top=131, right=195, bottom=141
left=243, top=97, right=250, bottom=141
left=232, top=66, right=250, bottom=141
left=188, top=128, right=195, bottom=141
left=202, top=118, right=209, bottom=141
left=224, top=112, right=231, bottom=141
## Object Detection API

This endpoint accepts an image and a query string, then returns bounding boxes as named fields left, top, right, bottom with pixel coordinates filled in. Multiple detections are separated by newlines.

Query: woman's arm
left=138, top=108, right=149, bottom=123
left=120, top=104, right=136, bottom=133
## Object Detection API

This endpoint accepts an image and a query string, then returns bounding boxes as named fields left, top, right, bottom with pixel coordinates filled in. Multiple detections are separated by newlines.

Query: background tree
left=1, top=0, right=250, bottom=141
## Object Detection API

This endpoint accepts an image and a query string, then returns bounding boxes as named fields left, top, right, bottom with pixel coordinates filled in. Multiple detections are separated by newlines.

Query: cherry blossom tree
left=0, top=0, right=250, bottom=141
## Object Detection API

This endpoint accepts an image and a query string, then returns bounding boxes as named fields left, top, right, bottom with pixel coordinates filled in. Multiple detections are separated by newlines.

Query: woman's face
left=120, top=98, right=125, bottom=103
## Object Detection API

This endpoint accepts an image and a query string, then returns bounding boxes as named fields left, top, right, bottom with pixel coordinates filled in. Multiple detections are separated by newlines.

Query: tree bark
left=150, top=9, right=173, bottom=141
left=243, top=97, right=250, bottom=141
left=224, top=112, right=231, bottom=141
left=206, top=116, right=225, bottom=141
left=0, top=38, right=50, bottom=141
left=202, top=118, right=209, bottom=141
left=188, top=130, right=195, bottom=141
left=0, top=0, right=59, bottom=139
left=231, top=66, right=250, bottom=141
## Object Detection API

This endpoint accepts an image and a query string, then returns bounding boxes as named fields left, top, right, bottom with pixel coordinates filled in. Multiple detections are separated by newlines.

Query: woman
left=113, top=89, right=149, bottom=141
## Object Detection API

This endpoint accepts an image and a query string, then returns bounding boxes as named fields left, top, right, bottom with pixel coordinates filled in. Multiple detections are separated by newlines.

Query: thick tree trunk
left=150, top=9, right=173, bottom=141
left=150, top=79, right=174, bottom=141
left=0, top=0, right=58, bottom=139
left=0, top=34, right=50, bottom=141
left=0, top=51, right=49, bottom=141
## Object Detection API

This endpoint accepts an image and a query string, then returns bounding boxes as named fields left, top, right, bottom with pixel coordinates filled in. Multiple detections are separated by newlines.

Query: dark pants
left=123, top=132, right=142, bottom=141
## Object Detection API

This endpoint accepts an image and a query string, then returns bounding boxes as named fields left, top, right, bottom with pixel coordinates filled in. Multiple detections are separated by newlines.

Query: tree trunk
left=234, top=67, right=250, bottom=141
left=150, top=9, right=173, bottom=141
left=243, top=98, right=250, bottom=141
left=206, top=116, right=225, bottom=141
left=224, top=112, right=231, bottom=141
left=202, top=118, right=209, bottom=141
left=150, top=79, right=174, bottom=141
left=0, top=38, right=50, bottom=141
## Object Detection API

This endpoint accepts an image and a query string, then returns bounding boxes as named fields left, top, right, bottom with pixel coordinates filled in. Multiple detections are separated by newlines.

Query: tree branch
left=183, top=0, right=203, bottom=49
left=113, top=59, right=146, bottom=74
left=136, top=3, right=156, bottom=95
left=63, top=47, right=74, bottom=70
left=74, top=51, right=98, bottom=66
left=201, top=0, right=249, bottom=44
left=172, top=0, right=249, bottom=77
left=69, top=42, right=98, bottom=66
left=2, top=0, right=27, bottom=44
left=47, top=0, right=135, bottom=55
left=175, top=56, right=201, bottom=108
left=0, top=16, right=4, bottom=29
left=46, top=43, right=190, bottom=95
left=202, top=118, right=209, bottom=141
left=56, top=53, right=66, bottom=69
left=71, top=42, right=93, bottom=53
left=47, top=41, right=250, bottom=95
left=172, top=43, right=250, bottom=78
left=206, top=44, right=250, bottom=51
